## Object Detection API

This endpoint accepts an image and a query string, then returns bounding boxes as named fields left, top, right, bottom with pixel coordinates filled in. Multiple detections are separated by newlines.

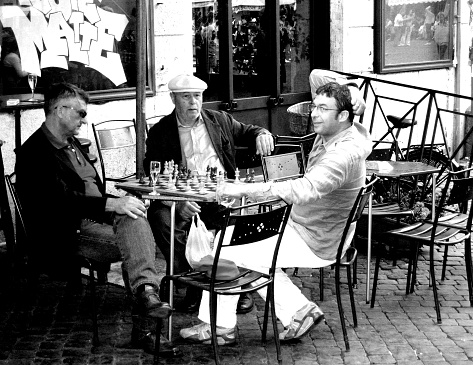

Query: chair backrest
left=145, top=115, right=165, bottom=134
left=437, top=166, right=473, bottom=218
left=212, top=202, right=292, bottom=280
left=274, top=132, right=316, bottom=166
left=92, top=119, right=136, bottom=190
left=336, top=174, right=378, bottom=261
left=262, top=150, right=305, bottom=182
left=0, top=142, right=16, bottom=264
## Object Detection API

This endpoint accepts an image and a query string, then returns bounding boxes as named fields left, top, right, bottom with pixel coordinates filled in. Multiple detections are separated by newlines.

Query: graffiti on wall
left=0, top=0, right=129, bottom=86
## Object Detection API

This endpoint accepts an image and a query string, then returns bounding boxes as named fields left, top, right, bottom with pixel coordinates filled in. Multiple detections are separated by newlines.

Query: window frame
left=374, top=0, right=454, bottom=74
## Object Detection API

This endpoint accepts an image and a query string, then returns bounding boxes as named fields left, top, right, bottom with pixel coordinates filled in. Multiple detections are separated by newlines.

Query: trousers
left=197, top=220, right=335, bottom=328
left=80, top=213, right=160, bottom=294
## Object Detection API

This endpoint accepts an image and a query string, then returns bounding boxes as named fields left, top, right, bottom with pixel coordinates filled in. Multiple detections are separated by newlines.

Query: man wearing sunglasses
left=15, top=83, right=179, bottom=356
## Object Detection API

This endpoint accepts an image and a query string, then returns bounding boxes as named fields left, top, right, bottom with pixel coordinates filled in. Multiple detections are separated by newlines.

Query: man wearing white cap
left=144, top=74, right=274, bottom=314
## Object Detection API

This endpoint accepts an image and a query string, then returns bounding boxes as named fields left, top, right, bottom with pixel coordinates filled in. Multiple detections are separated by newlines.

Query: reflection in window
left=191, top=0, right=310, bottom=101
left=0, top=1, right=147, bottom=96
left=385, top=1, right=452, bottom=65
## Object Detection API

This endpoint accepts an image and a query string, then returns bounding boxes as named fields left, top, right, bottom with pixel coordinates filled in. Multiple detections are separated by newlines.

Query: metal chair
left=371, top=166, right=473, bottom=324
left=317, top=174, right=378, bottom=351
left=361, top=140, right=414, bottom=302
left=161, top=201, right=292, bottom=365
left=91, top=119, right=136, bottom=192
left=145, top=115, right=165, bottom=134
left=4, top=172, right=122, bottom=346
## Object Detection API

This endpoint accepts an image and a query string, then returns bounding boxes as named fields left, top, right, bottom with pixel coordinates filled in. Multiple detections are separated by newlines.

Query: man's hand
left=177, top=201, right=201, bottom=220
left=106, top=196, right=147, bottom=219
left=256, top=133, right=274, bottom=156
left=348, top=86, right=366, bottom=116
left=216, top=182, right=248, bottom=200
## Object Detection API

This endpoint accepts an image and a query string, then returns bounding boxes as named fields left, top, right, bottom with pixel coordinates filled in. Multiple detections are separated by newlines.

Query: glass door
left=192, top=0, right=329, bottom=136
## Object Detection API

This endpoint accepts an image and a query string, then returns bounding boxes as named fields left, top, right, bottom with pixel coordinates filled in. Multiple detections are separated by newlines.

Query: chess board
left=116, top=174, right=224, bottom=202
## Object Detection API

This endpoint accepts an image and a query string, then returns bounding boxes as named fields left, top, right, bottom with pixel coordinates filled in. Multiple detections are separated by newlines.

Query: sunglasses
left=57, top=105, right=87, bottom=119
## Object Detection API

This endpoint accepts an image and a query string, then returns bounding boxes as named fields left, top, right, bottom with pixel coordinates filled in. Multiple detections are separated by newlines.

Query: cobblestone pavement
left=1, top=239, right=473, bottom=365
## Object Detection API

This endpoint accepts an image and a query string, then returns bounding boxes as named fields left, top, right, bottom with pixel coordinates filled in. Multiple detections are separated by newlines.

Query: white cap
left=168, top=74, right=207, bottom=92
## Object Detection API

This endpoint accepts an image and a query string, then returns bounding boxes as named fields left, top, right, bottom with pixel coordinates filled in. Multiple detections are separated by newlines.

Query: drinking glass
left=27, top=74, right=38, bottom=102
left=149, top=161, right=161, bottom=195
left=216, top=180, right=236, bottom=207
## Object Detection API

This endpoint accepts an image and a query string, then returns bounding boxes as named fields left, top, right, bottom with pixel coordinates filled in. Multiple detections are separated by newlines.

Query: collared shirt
left=41, top=123, right=102, bottom=197
left=248, top=122, right=372, bottom=260
left=177, top=115, right=225, bottom=174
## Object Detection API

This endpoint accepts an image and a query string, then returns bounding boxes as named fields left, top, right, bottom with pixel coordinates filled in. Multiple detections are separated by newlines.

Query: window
left=374, top=0, right=453, bottom=73
left=0, top=0, right=154, bottom=101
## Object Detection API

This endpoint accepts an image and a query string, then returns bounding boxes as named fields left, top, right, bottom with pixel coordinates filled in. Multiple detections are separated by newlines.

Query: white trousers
left=197, top=220, right=335, bottom=328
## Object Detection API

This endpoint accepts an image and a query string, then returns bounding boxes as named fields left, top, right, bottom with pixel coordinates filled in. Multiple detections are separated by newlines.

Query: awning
left=387, top=0, right=443, bottom=5
left=192, top=0, right=214, bottom=8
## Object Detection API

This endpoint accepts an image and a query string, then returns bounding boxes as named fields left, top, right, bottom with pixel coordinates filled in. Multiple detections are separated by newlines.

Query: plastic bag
left=185, top=214, right=213, bottom=269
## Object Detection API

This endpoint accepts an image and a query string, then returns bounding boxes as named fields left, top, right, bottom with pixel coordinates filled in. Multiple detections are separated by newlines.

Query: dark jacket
left=143, top=109, right=267, bottom=179
left=15, top=127, right=108, bottom=276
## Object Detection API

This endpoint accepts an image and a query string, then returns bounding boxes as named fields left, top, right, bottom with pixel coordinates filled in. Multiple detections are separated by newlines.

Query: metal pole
left=135, top=0, right=147, bottom=178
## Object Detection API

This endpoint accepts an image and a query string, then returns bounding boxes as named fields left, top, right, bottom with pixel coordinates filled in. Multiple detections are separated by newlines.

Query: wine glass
left=27, top=74, right=38, bottom=102
left=149, top=161, right=161, bottom=195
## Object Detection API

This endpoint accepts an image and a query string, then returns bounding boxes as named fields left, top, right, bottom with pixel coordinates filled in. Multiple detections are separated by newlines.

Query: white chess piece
left=163, top=161, right=169, bottom=175
left=234, top=167, right=241, bottom=184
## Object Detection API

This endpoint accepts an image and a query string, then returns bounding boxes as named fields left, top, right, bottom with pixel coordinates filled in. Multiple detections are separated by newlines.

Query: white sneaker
left=279, top=302, right=324, bottom=342
left=180, top=322, right=236, bottom=345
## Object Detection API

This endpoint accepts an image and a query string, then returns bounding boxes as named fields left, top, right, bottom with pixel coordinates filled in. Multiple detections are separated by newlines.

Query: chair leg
left=409, top=243, right=420, bottom=294
left=153, top=318, right=162, bottom=365
left=429, top=244, right=442, bottom=324
left=335, top=266, right=349, bottom=351
left=346, top=266, right=357, bottom=328
left=268, top=285, right=282, bottom=365
left=209, top=292, right=220, bottom=365
left=441, top=245, right=449, bottom=281
left=352, top=253, right=358, bottom=289
left=464, top=237, right=473, bottom=306
left=262, top=288, right=270, bottom=343
left=370, top=244, right=383, bottom=308
left=319, top=268, right=324, bottom=302
left=88, top=266, right=99, bottom=346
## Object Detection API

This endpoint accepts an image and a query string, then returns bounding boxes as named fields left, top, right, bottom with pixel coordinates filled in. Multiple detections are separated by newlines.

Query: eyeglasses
left=56, top=105, right=87, bottom=119
left=309, top=104, right=339, bottom=114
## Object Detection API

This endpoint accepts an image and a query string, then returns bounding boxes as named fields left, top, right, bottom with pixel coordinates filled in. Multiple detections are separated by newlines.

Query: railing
left=335, top=71, right=473, bottom=176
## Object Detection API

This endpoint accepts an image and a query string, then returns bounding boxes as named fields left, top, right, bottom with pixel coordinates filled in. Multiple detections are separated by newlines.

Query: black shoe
left=237, top=292, right=254, bottom=314
left=136, top=285, right=172, bottom=319
left=131, top=318, right=182, bottom=357
left=174, top=287, right=202, bottom=313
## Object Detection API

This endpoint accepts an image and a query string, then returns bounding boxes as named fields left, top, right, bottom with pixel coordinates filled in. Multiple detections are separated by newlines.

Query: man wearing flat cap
left=144, top=74, right=274, bottom=314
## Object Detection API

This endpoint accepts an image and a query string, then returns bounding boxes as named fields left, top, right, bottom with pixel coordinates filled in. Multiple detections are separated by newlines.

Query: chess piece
left=192, top=170, right=199, bottom=184
left=167, top=173, right=175, bottom=189
left=234, top=168, right=240, bottom=183
left=249, top=169, right=256, bottom=183
left=163, top=161, right=169, bottom=175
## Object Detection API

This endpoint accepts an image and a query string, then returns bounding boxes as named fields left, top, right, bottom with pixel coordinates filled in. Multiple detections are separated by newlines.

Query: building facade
left=0, top=0, right=471, bottom=176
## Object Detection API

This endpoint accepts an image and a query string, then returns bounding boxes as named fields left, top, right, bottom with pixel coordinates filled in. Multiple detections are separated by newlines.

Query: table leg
left=366, top=194, right=373, bottom=303
left=15, top=110, right=21, bottom=151
left=167, top=201, right=175, bottom=340
left=431, top=173, right=436, bottom=219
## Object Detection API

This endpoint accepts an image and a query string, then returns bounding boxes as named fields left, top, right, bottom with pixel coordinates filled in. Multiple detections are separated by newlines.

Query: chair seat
left=168, top=267, right=268, bottom=294
left=387, top=212, right=470, bottom=246
left=387, top=115, right=417, bottom=129
left=76, top=237, right=122, bottom=265
left=365, top=202, right=413, bottom=217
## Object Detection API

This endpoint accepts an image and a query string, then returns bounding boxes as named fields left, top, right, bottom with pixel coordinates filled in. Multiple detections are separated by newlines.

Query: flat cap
left=168, top=74, right=207, bottom=92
